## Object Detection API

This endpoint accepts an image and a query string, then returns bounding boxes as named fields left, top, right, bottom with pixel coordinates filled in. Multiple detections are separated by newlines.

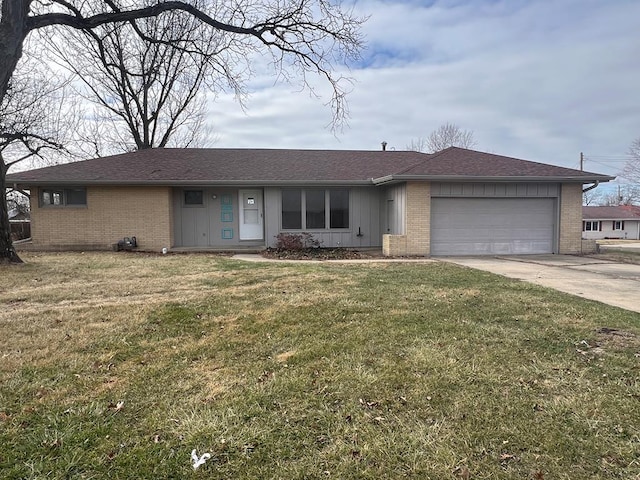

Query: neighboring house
left=582, top=205, right=640, bottom=240
left=8, top=208, right=31, bottom=240
left=6, top=147, right=613, bottom=256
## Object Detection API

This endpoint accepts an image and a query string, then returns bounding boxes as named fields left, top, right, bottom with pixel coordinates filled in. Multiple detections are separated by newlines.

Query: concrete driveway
left=441, top=255, right=640, bottom=314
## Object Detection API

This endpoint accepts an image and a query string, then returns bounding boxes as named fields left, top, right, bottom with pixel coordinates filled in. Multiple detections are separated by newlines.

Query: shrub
left=274, top=232, right=321, bottom=250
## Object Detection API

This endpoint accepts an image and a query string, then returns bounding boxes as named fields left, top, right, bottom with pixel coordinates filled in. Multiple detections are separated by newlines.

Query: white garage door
left=431, top=198, right=556, bottom=255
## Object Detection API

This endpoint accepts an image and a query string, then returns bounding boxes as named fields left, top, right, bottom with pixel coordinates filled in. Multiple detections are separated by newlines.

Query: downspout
left=582, top=181, right=599, bottom=193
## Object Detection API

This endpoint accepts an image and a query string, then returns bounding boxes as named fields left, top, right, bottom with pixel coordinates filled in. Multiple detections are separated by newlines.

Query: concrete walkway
left=440, top=255, right=640, bottom=314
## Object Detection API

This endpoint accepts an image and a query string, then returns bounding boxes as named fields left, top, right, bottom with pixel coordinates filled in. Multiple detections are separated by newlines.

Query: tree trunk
left=0, top=0, right=30, bottom=107
left=0, top=0, right=29, bottom=263
left=0, top=159, right=23, bottom=263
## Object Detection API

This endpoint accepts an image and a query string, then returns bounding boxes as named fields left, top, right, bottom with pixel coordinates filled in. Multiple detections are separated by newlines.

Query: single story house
left=582, top=205, right=640, bottom=240
left=6, top=146, right=613, bottom=256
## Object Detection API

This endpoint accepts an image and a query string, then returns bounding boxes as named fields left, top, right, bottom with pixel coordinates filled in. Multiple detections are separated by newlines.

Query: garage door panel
left=431, top=198, right=555, bottom=255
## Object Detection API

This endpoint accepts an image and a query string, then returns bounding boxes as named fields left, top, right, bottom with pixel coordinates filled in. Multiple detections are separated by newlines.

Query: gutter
left=7, top=179, right=375, bottom=188
left=582, top=181, right=599, bottom=193
left=372, top=174, right=615, bottom=185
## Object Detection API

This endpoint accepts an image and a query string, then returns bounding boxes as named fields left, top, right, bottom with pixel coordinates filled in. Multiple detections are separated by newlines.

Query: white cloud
left=210, top=0, right=640, bottom=179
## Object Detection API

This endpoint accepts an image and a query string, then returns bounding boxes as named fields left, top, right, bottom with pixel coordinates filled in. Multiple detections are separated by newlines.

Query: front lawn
left=1, top=252, right=639, bottom=479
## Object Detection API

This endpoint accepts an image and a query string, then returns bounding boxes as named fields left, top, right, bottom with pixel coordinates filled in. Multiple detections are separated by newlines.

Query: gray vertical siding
left=173, top=187, right=263, bottom=248
left=383, top=183, right=406, bottom=235
left=175, top=185, right=386, bottom=248
left=264, top=186, right=383, bottom=248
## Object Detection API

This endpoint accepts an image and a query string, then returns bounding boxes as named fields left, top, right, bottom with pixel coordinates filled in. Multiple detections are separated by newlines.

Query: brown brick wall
left=559, top=183, right=583, bottom=254
left=29, top=186, right=173, bottom=251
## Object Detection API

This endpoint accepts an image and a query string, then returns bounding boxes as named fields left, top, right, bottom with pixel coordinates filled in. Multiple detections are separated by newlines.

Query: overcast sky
left=210, top=0, right=640, bottom=187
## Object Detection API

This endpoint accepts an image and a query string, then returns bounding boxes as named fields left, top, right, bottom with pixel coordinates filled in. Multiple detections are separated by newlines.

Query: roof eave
left=372, top=174, right=615, bottom=185
left=9, top=179, right=375, bottom=187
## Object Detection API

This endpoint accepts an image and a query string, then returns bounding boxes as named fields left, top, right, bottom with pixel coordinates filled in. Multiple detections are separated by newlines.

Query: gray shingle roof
left=6, top=147, right=613, bottom=186
left=388, top=147, right=610, bottom=181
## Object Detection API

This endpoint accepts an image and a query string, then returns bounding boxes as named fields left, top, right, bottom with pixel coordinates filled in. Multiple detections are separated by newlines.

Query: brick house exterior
left=7, top=147, right=613, bottom=255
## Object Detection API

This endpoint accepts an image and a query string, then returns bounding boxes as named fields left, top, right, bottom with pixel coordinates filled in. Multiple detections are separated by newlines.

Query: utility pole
left=580, top=152, right=584, bottom=171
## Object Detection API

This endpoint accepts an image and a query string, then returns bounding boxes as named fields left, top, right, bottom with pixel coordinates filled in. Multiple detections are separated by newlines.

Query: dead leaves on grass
left=575, top=327, right=640, bottom=360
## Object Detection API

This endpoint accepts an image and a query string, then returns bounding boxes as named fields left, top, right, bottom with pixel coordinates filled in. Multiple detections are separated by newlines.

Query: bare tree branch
left=621, top=137, right=640, bottom=184
left=0, top=0, right=366, bottom=262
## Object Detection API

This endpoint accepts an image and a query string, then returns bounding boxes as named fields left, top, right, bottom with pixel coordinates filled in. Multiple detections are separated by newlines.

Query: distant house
left=7, top=147, right=613, bottom=256
left=8, top=208, right=31, bottom=240
left=582, top=205, right=640, bottom=240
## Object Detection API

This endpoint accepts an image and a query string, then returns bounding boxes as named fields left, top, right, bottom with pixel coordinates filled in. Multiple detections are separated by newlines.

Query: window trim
left=281, top=188, right=350, bottom=231
left=582, top=220, right=600, bottom=232
left=39, top=187, right=87, bottom=208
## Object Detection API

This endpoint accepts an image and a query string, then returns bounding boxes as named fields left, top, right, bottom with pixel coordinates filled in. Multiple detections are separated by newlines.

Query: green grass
left=1, top=252, right=639, bottom=479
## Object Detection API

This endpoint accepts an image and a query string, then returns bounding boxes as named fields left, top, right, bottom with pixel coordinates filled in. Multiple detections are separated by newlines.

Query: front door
left=239, top=190, right=264, bottom=240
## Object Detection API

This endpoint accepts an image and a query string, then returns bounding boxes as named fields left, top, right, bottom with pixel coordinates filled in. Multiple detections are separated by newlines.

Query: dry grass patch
left=1, top=252, right=639, bottom=479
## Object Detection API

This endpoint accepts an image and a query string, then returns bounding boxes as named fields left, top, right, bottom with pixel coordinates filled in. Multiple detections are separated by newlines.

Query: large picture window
left=305, top=190, right=326, bottom=229
left=281, top=189, right=349, bottom=230
left=40, top=187, right=87, bottom=207
left=330, top=189, right=349, bottom=229
left=282, top=189, right=302, bottom=229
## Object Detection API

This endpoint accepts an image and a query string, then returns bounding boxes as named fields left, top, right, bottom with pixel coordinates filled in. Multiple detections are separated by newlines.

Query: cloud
left=210, top=0, right=640, bottom=179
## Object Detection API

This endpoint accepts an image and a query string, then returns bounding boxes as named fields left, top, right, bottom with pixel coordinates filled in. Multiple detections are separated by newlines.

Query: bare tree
left=582, top=188, right=603, bottom=206
left=621, top=137, right=640, bottom=184
left=598, top=185, right=640, bottom=206
left=45, top=6, right=221, bottom=155
left=408, top=122, right=476, bottom=153
left=0, top=0, right=365, bottom=262
left=1, top=55, right=77, bottom=262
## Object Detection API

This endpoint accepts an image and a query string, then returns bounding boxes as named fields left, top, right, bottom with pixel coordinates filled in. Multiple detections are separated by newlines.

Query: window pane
left=65, top=188, right=86, bottom=205
left=184, top=190, right=203, bottom=205
left=306, top=190, right=325, bottom=229
left=330, top=189, right=349, bottom=228
left=282, top=189, right=302, bottom=229
left=42, top=189, right=63, bottom=206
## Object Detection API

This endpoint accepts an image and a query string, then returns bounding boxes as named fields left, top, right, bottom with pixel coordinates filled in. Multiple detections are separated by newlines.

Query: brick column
left=559, top=183, right=582, bottom=254
left=405, top=181, right=431, bottom=255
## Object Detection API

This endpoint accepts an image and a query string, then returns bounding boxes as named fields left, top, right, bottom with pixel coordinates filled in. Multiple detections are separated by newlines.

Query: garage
left=430, top=197, right=556, bottom=255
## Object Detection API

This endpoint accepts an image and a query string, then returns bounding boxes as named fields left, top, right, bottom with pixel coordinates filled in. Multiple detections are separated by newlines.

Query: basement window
left=40, top=187, right=87, bottom=207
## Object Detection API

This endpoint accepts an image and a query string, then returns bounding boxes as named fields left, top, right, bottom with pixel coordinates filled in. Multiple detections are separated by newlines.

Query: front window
left=330, top=189, right=349, bottom=229
left=281, top=189, right=349, bottom=230
left=613, top=221, right=624, bottom=230
left=282, top=189, right=302, bottom=229
left=40, top=187, right=86, bottom=207
left=583, top=221, right=600, bottom=232
left=305, top=190, right=326, bottom=229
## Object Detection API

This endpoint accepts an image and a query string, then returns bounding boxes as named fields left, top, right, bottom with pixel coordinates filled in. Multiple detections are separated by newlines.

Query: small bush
left=274, top=232, right=321, bottom=250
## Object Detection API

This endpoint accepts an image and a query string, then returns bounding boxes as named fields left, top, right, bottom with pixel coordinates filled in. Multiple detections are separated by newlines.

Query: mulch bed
left=261, top=248, right=383, bottom=261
